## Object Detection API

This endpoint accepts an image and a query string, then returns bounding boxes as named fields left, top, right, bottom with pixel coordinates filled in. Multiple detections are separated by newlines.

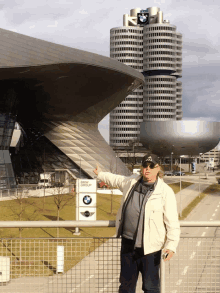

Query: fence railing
left=0, top=186, right=72, bottom=201
left=0, top=221, right=219, bottom=293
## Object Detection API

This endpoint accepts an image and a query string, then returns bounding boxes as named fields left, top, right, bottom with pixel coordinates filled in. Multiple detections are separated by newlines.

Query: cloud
left=29, top=25, right=35, bottom=29
left=183, top=40, right=219, bottom=55
left=2, top=2, right=75, bottom=25
left=79, top=9, right=88, bottom=15
left=47, top=21, right=58, bottom=27
left=181, top=64, right=220, bottom=122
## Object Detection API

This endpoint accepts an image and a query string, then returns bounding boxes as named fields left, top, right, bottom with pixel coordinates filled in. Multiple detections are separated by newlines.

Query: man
left=93, top=154, right=180, bottom=293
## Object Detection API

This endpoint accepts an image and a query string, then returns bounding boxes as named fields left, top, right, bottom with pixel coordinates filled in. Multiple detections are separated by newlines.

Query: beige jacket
left=97, top=171, right=180, bottom=254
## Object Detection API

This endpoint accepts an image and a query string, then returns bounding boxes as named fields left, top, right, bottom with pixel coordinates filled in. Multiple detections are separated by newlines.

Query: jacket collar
left=133, top=175, right=164, bottom=197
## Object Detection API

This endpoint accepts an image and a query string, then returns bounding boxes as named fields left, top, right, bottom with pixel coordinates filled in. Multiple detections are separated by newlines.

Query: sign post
left=74, top=179, right=97, bottom=235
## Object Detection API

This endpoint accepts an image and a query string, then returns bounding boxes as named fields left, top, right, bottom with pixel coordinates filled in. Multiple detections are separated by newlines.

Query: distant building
left=199, top=145, right=220, bottom=167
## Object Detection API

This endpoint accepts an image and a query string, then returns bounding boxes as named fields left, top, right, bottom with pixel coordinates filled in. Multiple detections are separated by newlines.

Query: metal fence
left=0, top=221, right=219, bottom=293
left=0, top=186, right=72, bottom=201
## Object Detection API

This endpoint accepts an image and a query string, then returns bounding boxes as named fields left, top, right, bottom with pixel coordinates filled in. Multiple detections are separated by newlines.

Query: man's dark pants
left=119, top=237, right=161, bottom=293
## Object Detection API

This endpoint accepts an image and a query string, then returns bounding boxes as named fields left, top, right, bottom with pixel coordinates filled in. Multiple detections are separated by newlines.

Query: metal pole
left=80, top=156, right=81, bottom=178
left=180, top=156, right=182, bottom=217
left=171, top=152, right=172, bottom=172
left=160, top=256, right=165, bottom=293
left=74, top=179, right=80, bottom=235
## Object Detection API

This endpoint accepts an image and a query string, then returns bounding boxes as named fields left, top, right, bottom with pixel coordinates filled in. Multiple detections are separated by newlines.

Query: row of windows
left=110, top=47, right=143, bottom=52
left=112, top=140, right=135, bottom=144
left=144, top=33, right=175, bottom=38
left=145, top=57, right=176, bottom=61
left=145, top=63, right=175, bottom=68
left=145, top=51, right=176, bottom=56
left=112, top=53, right=143, bottom=58
left=111, top=116, right=143, bottom=120
left=111, top=41, right=143, bottom=46
left=145, top=103, right=175, bottom=107
left=113, top=29, right=143, bottom=34
left=145, top=26, right=175, bottom=32
left=114, top=110, right=143, bottom=113
left=146, top=90, right=176, bottom=94
left=146, top=97, right=175, bottom=100
left=111, top=35, right=143, bottom=40
left=145, top=84, right=175, bottom=88
left=126, top=93, right=143, bottom=97
left=118, top=59, right=143, bottom=64
left=146, top=109, right=175, bottom=112
left=124, top=98, right=143, bottom=102
left=146, top=45, right=176, bottom=50
left=112, top=133, right=139, bottom=137
left=110, top=128, right=140, bottom=132
left=145, top=114, right=175, bottom=118
left=146, top=78, right=175, bottom=82
left=111, top=122, right=142, bottom=126
left=130, top=65, right=143, bottom=70
left=117, top=104, right=143, bottom=108
left=145, top=39, right=176, bottom=44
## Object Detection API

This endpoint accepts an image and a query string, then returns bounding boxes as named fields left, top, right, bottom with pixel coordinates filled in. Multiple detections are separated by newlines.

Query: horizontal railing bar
left=0, top=220, right=115, bottom=228
left=180, top=221, right=220, bottom=227
left=0, top=220, right=219, bottom=228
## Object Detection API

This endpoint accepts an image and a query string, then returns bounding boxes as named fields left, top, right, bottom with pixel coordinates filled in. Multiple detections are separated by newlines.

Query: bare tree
left=46, top=179, right=75, bottom=237
left=9, top=187, right=38, bottom=262
left=10, top=187, right=38, bottom=238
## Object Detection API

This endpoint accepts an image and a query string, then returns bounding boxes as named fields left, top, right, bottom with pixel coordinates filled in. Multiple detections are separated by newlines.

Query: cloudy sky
left=1, top=0, right=219, bottom=144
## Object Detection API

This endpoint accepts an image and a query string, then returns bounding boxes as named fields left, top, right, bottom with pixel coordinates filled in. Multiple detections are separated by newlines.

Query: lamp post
left=179, top=155, right=184, bottom=217
left=171, top=152, right=173, bottom=175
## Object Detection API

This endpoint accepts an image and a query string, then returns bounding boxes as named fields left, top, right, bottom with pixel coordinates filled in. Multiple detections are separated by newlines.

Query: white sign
left=57, top=246, right=64, bottom=273
left=76, top=179, right=97, bottom=221
left=76, top=179, right=97, bottom=193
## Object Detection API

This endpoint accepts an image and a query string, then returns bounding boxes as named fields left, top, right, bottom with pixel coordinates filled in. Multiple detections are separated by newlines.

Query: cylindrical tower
left=110, top=18, right=143, bottom=149
left=110, top=6, right=183, bottom=150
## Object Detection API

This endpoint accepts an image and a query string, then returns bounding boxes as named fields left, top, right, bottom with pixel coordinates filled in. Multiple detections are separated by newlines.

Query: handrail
left=0, top=220, right=219, bottom=228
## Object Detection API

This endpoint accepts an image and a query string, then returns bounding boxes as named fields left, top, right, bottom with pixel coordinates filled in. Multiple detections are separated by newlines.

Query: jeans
left=119, top=238, right=161, bottom=293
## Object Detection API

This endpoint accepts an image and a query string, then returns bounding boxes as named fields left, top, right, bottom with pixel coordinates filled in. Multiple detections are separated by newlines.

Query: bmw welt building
left=0, top=28, right=144, bottom=189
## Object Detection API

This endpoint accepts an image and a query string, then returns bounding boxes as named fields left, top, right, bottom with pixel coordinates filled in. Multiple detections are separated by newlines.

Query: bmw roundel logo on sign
left=83, top=195, right=92, bottom=205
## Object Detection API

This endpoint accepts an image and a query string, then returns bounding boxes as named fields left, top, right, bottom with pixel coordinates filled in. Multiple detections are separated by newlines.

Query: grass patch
left=168, top=181, right=194, bottom=194
left=0, top=192, right=122, bottom=278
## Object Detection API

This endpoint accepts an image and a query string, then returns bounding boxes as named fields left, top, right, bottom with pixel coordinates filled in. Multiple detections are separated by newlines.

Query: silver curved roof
left=140, top=120, right=220, bottom=156
left=0, top=28, right=144, bottom=178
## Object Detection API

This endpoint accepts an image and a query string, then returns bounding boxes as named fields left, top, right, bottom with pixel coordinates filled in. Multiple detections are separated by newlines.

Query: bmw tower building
left=110, top=7, right=183, bottom=161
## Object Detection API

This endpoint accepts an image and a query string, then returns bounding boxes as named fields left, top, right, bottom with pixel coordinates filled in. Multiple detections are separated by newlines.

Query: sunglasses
left=142, top=162, right=158, bottom=169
